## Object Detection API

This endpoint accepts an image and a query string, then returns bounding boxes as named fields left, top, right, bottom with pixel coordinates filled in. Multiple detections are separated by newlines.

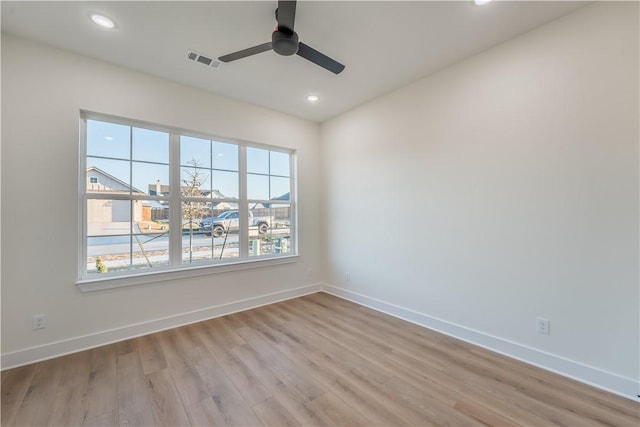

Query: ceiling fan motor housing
left=272, top=29, right=299, bottom=56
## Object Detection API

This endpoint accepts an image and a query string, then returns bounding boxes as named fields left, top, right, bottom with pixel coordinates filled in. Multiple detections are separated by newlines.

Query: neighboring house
left=148, top=181, right=169, bottom=197
left=149, top=181, right=234, bottom=211
left=86, top=166, right=145, bottom=223
left=263, top=192, right=290, bottom=208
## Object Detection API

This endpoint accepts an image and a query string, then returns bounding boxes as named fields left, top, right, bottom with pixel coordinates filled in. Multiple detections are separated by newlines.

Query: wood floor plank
left=58, top=350, right=93, bottom=388
left=136, top=333, right=168, bottom=375
left=156, top=330, right=209, bottom=407
left=116, top=351, right=154, bottom=426
left=49, top=384, right=89, bottom=427
left=252, top=396, right=300, bottom=427
left=11, top=357, right=66, bottom=426
left=185, top=396, right=226, bottom=426
left=1, top=364, right=37, bottom=426
left=82, top=409, right=118, bottom=427
left=308, top=392, right=370, bottom=427
left=454, top=398, right=521, bottom=427
left=146, top=368, right=191, bottom=426
left=84, top=345, right=118, bottom=420
left=233, top=313, right=326, bottom=401
left=186, top=344, right=263, bottom=426
left=194, top=321, right=272, bottom=406
left=231, top=342, right=335, bottom=426
left=48, top=351, right=92, bottom=426
left=2, top=293, right=638, bottom=427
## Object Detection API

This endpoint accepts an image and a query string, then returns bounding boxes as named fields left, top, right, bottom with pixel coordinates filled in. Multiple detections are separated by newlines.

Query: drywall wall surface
left=1, top=34, right=323, bottom=358
left=322, top=2, right=639, bottom=392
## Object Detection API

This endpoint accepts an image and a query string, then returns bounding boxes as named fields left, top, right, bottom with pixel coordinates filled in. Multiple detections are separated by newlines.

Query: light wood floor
left=2, top=293, right=638, bottom=426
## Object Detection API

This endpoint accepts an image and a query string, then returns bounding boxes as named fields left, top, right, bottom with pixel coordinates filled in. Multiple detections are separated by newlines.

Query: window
left=80, top=113, right=296, bottom=281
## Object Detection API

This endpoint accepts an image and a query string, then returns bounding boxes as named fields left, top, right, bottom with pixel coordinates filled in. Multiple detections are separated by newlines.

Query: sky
left=86, top=119, right=291, bottom=200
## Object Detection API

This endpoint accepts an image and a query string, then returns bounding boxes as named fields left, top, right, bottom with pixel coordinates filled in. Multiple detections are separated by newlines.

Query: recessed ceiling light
left=474, top=0, right=493, bottom=5
left=90, top=14, right=116, bottom=29
left=306, top=95, right=319, bottom=102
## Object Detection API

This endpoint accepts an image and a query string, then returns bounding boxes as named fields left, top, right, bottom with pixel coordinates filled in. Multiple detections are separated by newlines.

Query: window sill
left=76, top=255, right=299, bottom=292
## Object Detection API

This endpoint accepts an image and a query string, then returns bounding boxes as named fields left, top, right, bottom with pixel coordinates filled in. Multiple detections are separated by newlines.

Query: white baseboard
left=1, top=283, right=323, bottom=370
left=322, top=284, right=640, bottom=402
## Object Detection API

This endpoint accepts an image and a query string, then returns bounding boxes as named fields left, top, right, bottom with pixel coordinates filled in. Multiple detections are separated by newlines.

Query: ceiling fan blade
left=296, top=42, right=345, bottom=74
left=276, top=0, right=297, bottom=31
left=218, top=42, right=272, bottom=62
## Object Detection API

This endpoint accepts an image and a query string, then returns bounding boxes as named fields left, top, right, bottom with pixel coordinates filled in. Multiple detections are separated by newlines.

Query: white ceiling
left=1, top=1, right=585, bottom=122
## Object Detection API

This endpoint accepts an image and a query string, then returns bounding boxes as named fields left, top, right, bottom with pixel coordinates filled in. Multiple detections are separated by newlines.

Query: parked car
left=199, top=217, right=214, bottom=228
left=202, top=210, right=273, bottom=237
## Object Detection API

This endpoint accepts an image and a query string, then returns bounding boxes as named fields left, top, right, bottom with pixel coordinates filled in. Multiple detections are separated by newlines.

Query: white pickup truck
left=201, top=210, right=273, bottom=237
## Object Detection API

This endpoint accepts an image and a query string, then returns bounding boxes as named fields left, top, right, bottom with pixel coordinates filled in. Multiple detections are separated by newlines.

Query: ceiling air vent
left=187, top=50, right=221, bottom=69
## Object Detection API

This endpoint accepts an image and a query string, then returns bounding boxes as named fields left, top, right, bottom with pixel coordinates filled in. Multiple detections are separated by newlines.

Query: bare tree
left=182, top=159, right=208, bottom=262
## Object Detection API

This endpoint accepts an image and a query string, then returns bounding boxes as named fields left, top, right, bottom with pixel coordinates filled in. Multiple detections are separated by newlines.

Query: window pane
left=212, top=141, right=239, bottom=171
left=132, top=233, right=169, bottom=270
left=85, top=197, right=166, bottom=275
left=132, top=127, right=169, bottom=164
left=270, top=151, right=290, bottom=177
left=181, top=199, right=208, bottom=230
left=181, top=136, right=211, bottom=168
left=87, top=199, right=132, bottom=236
left=136, top=201, right=170, bottom=270
left=212, top=170, right=239, bottom=199
left=248, top=204, right=291, bottom=257
left=87, top=120, right=130, bottom=159
left=247, top=173, right=269, bottom=200
left=87, top=158, right=130, bottom=194
left=270, top=176, right=290, bottom=200
left=87, top=236, right=131, bottom=275
left=247, top=147, right=269, bottom=174
left=182, top=203, right=239, bottom=264
left=88, top=212, right=171, bottom=274
left=133, top=162, right=169, bottom=196
left=181, top=167, right=211, bottom=197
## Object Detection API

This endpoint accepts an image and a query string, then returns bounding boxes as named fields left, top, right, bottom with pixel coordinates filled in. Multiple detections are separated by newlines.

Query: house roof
left=148, top=183, right=227, bottom=199
left=87, top=166, right=146, bottom=194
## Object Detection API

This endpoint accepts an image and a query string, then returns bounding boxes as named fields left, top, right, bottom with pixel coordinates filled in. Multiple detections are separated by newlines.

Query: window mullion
left=79, top=117, right=88, bottom=279
left=129, top=126, right=134, bottom=269
left=239, top=145, right=248, bottom=259
left=169, top=133, right=182, bottom=266
left=290, top=152, right=298, bottom=255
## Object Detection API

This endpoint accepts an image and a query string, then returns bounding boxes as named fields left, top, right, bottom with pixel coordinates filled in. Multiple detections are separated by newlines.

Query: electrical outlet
left=32, top=314, right=46, bottom=330
left=536, top=318, right=550, bottom=335
left=345, top=271, right=351, bottom=282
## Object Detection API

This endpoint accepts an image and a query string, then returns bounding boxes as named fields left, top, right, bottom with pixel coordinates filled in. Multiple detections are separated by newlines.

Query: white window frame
left=77, top=111, right=298, bottom=291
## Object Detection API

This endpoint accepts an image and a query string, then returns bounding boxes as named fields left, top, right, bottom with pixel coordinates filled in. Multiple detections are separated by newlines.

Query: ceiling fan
left=218, top=0, right=345, bottom=74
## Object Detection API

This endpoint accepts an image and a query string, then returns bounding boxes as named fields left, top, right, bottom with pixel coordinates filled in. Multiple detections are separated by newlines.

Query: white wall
left=321, top=2, right=639, bottom=398
left=1, top=34, right=322, bottom=362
